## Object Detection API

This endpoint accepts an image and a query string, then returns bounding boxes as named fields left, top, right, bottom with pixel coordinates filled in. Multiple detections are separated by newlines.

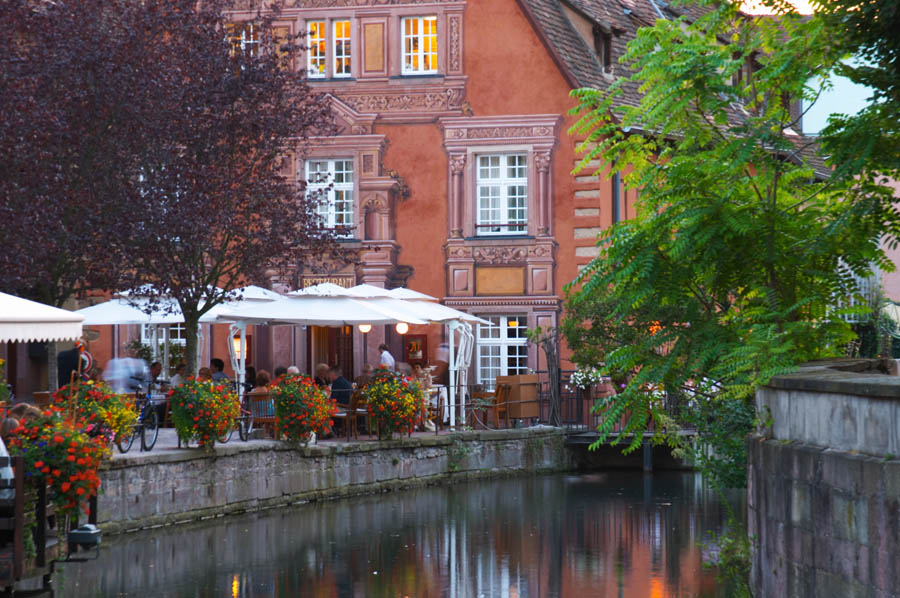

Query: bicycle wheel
left=116, top=426, right=137, bottom=453
left=141, top=409, right=159, bottom=451
left=238, top=414, right=253, bottom=441
left=218, top=422, right=234, bottom=444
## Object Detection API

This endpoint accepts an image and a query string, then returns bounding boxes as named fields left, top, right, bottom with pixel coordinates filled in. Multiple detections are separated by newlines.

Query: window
left=333, top=20, right=352, bottom=77
left=477, top=315, right=528, bottom=390
left=307, top=21, right=326, bottom=78
left=402, top=16, right=438, bottom=75
left=141, top=324, right=187, bottom=346
left=593, top=26, right=611, bottom=71
left=228, top=22, right=259, bottom=58
left=476, top=154, right=527, bottom=235
left=306, top=159, right=355, bottom=237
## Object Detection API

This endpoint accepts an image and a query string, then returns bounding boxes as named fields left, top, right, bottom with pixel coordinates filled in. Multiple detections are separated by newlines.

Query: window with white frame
left=333, top=20, right=352, bottom=77
left=141, top=323, right=187, bottom=346
left=401, top=16, right=438, bottom=75
left=307, top=20, right=326, bottom=78
left=476, top=154, right=528, bottom=235
left=228, top=22, right=259, bottom=58
left=477, top=315, right=529, bottom=390
left=306, top=159, right=355, bottom=237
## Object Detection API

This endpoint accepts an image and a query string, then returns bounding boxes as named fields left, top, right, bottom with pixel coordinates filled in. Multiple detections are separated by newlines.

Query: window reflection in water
left=58, top=472, right=742, bottom=597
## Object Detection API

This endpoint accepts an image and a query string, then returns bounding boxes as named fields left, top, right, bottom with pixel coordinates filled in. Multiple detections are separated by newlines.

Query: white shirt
left=380, top=350, right=396, bottom=371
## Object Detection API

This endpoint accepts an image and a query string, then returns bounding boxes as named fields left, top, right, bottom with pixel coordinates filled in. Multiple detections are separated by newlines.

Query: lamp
left=395, top=322, right=409, bottom=335
left=507, top=319, right=519, bottom=328
left=358, top=323, right=372, bottom=334
left=232, top=336, right=243, bottom=360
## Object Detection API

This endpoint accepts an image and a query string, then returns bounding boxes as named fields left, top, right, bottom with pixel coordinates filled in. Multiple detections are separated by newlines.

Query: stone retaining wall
left=98, top=428, right=572, bottom=534
left=751, top=360, right=900, bottom=598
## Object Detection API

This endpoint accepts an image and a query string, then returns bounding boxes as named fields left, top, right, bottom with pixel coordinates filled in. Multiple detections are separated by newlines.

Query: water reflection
left=58, top=472, right=741, bottom=597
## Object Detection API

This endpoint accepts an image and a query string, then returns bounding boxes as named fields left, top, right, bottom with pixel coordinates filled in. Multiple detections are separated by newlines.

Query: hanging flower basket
left=363, top=368, right=424, bottom=440
left=169, top=379, right=239, bottom=450
left=53, top=380, right=137, bottom=447
left=8, top=408, right=107, bottom=516
left=272, top=375, right=336, bottom=446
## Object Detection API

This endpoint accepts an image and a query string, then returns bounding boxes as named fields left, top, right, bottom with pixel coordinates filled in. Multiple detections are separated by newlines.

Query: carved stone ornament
left=447, top=246, right=473, bottom=259
left=449, top=154, right=466, bottom=174
left=472, top=246, right=528, bottom=264
left=534, top=151, right=551, bottom=172
left=448, top=16, right=462, bottom=73
left=528, top=244, right=552, bottom=258
left=338, top=88, right=464, bottom=115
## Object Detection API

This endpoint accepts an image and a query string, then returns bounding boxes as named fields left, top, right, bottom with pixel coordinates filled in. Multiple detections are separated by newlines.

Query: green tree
left=812, top=0, right=900, bottom=176
left=563, top=0, right=898, bottom=486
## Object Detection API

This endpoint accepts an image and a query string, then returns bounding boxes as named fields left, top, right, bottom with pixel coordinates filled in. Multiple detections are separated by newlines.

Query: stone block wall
left=98, top=428, right=571, bottom=534
left=751, top=360, right=900, bottom=598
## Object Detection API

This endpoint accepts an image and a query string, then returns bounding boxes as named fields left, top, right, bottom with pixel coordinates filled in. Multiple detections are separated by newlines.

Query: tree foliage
left=812, top=0, right=900, bottom=176
left=563, top=0, right=898, bottom=486
left=2, top=0, right=341, bottom=375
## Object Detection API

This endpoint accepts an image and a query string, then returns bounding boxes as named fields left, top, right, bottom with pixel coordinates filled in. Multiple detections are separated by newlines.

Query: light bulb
left=395, top=322, right=409, bottom=335
left=358, top=324, right=372, bottom=334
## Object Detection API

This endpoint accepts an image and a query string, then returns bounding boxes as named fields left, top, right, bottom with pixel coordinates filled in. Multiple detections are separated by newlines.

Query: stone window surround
left=439, top=115, right=560, bottom=239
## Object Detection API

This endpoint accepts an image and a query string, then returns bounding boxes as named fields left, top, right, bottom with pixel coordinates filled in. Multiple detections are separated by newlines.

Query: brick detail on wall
left=571, top=149, right=606, bottom=269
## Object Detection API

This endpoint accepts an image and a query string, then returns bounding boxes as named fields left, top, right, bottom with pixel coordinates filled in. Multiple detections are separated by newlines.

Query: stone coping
left=767, top=358, right=900, bottom=399
left=105, top=426, right=564, bottom=470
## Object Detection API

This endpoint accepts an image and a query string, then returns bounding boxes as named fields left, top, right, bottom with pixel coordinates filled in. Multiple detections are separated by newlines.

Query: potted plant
left=8, top=408, right=107, bottom=516
left=53, top=380, right=137, bottom=448
left=168, top=379, right=239, bottom=451
left=272, top=374, right=336, bottom=446
left=363, top=368, right=424, bottom=440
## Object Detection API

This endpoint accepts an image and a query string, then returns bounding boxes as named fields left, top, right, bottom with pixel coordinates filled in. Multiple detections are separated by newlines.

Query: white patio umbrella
left=0, top=292, right=84, bottom=343
left=387, top=287, right=438, bottom=301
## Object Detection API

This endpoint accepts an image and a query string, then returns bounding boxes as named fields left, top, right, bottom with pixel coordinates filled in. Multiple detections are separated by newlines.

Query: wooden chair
left=248, top=392, right=277, bottom=439
left=333, top=390, right=370, bottom=441
left=425, top=387, right=443, bottom=434
left=469, top=384, right=510, bottom=429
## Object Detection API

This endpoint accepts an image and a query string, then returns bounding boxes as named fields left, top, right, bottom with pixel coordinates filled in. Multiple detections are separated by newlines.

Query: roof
left=516, top=0, right=831, bottom=176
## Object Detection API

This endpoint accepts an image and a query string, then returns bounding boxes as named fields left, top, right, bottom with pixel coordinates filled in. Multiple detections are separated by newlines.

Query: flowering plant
left=53, top=381, right=137, bottom=445
left=272, top=375, right=337, bottom=446
left=569, top=366, right=606, bottom=390
left=363, top=368, right=424, bottom=440
left=8, top=408, right=106, bottom=516
left=169, top=378, right=239, bottom=450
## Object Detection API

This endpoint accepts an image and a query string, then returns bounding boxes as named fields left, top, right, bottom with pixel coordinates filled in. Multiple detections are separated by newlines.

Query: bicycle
left=116, top=392, right=159, bottom=453
left=217, top=393, right=253, bottom=443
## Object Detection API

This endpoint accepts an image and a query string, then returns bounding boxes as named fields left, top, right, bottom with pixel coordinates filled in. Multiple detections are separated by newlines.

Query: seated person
left=197, top=367, right=213, bottom=382
left=328, top=366, right=353, bottom=408
left=314, top=363, right=330, bottom=389
left=251, top=370, right=271, bottom=394
left=286, top=365, right=300, bottom=376
left=273, top=366, right=287, bottom=380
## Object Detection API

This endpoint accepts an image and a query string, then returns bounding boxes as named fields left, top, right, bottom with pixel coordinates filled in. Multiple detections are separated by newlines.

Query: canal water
left=57, top=472, right=742, bottom=597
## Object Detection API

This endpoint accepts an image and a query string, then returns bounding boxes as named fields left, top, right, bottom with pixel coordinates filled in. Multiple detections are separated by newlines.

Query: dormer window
left=593, top=25, right=611, bottom=71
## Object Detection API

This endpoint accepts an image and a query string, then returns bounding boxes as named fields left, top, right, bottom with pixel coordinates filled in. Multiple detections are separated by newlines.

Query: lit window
left=476, top=154, right=527, bottom=235
left=228, top=22, right=259, bottom=58
left=401, top=16, right=438, bottom=75
left=333, top=20, right=352, bottom=78
left=477, top=315, right=528, bottom=390
left=307, top=21, right=326, bottom=78
left=306, top=159, right=355, bottom=237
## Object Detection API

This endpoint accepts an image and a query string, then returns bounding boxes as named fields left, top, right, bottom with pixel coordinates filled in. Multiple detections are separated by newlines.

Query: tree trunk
left=184, top=315, right=200, bottom=378
left=47, top=342, right=59, bottom=392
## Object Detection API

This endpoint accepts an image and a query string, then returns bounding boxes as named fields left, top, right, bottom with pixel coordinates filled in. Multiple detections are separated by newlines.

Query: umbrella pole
left=448, top=322, right=456, bottom=428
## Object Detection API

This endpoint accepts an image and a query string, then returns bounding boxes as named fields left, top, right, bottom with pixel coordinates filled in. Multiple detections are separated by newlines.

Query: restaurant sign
left=300, top=275, right=356, bottom=289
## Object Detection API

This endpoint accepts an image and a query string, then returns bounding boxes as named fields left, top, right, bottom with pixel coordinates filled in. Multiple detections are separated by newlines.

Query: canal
left=57, top=472, right=743, bottom=597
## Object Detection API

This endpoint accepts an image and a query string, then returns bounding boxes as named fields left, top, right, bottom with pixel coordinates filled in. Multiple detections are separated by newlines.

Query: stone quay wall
left=750, top=360, right=900, bottom=598
left=98, top=427, right=572, bottom=534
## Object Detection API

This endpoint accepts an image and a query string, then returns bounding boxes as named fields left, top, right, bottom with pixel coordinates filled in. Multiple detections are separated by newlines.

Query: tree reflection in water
left=58, top=472, right=742, bottom=597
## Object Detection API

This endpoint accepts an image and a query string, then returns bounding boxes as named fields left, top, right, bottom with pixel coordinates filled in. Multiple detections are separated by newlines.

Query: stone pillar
left=449, top=153, right=466, bottom=238
left=535, top=151, right=551, bottom=237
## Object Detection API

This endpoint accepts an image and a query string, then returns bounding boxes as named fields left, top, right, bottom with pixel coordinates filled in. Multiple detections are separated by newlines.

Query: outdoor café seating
left=248, top=393, right=277, bottom=439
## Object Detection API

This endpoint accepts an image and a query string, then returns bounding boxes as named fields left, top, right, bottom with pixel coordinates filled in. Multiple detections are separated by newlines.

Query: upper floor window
left=307, top=21, right=327, bottom=78
left=333, top=20, right=352, bottom=78
left=476, top=154, right=527, bottom=236
left=228, top=22, right=259, bottom=58
left=402, top=16, right=438, bottom=75
left=141, top=323, right=187, bottom=346
left=306, top=159, right=355, bottom=238
left=593, top=26, right=611, bottom=71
